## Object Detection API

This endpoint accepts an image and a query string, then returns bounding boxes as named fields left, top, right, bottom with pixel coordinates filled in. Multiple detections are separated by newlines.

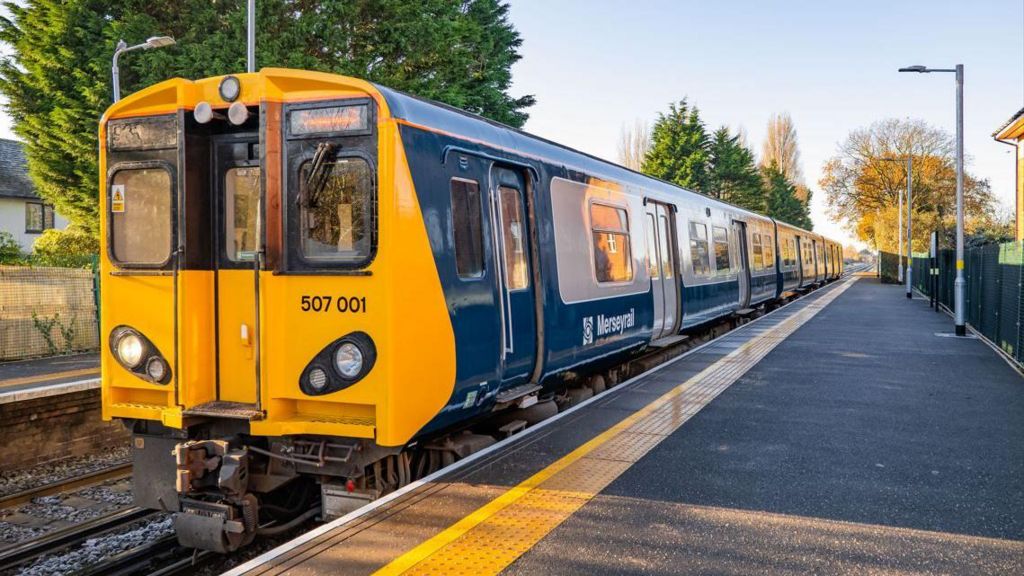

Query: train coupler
left=173, top=439, right=258, bottom=552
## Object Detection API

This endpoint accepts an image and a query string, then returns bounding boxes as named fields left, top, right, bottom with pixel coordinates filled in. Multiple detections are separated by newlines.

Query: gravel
left=75, top=484, right=134, bottom=507
left=0, top=521, right=46, bottom=544
left=0, top=445, right=130, bottom=499
left=10, top=515, right=173, bottom=576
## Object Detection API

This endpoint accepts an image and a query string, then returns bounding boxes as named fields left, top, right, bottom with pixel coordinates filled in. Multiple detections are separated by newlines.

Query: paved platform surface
left=229, top=276, right=1023, bottom=576
left=0, top=353, right=99, bottom=402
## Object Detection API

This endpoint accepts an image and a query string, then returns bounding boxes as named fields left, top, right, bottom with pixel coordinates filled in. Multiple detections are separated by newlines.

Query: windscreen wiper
left=298, top=142, right=337, bottom=208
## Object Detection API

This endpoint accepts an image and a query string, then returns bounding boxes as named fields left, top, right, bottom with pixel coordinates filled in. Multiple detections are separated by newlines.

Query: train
left=98, top=68, right=842, bottom=553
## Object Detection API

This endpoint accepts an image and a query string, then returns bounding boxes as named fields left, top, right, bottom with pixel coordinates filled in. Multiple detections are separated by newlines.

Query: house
left=993, top=107, right=1024, bottom=241
left=0, top=138, right=68, bottom=252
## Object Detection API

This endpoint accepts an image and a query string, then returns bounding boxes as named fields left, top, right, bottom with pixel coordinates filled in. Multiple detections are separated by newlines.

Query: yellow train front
left=100, top=69, right=459, bottom=552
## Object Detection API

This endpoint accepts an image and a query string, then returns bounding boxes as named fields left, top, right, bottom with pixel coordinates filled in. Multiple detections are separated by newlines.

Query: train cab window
left=751, top=233, right=764, bottom=270
left=712, top=226, right=730, bottom=274
left=688, top=221, right=711, bottom=276
left=590, top=203, right=632, bottom=283
left=499, top=186, right=528, bottom=290
left=763, top=234, right=774, bottom=269
left=110, top=167, right=172, bottom=266
left=451, top=178, right=484, bottom=278
left=225, top=167, right=260, bottom=261
left=299, top=156, right=374, bottom=264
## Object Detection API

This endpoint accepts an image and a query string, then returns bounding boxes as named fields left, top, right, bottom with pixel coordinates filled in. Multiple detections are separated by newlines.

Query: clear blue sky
left=505, top=0, right=1023, bottom=246
left=1, top=1, right=1021, bottom=247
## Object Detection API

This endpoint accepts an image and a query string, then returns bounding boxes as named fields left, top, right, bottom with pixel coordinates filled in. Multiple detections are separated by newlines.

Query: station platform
left=0, top=353, right=99, bottom=404
left=227, top=276, right=1023, bottom=576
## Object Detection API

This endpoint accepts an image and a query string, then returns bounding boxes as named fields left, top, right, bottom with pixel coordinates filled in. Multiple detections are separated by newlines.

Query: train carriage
left=99, top=68, right=841, bottom=552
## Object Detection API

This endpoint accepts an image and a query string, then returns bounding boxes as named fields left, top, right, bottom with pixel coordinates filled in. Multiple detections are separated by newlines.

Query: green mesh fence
left=912, top=240, right=1024, bottom=364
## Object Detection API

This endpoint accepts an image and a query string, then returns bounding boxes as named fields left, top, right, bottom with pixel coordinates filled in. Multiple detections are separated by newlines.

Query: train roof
left=374, top=84, right=831, bottom=240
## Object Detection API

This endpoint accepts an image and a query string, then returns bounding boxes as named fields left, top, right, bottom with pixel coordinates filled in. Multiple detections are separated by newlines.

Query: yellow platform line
left=374, top=278, right=857, bottom=576
left=0, top=367, right=99, bottom=389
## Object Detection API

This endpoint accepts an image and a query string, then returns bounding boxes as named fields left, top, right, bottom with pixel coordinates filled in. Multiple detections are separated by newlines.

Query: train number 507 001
left=300, top=295, right=367, bottom=313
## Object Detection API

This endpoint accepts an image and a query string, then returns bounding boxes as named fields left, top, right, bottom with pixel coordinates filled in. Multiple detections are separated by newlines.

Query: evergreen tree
left=707, top=126, right=763, bottom=211
left=763, top=163, right=812, bottom=228
left=641, top=99, right=710, bottom=191
left=0, top=0, right=534, bottom=234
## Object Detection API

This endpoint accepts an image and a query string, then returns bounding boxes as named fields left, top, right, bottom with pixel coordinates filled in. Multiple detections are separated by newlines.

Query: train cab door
left=732, top=220, right=751, bottom=308
left=488, top=166, right=536, bottom=387
left=644, top=201, right=679, bottom=339
left=212, top=135, right=261, bottom=405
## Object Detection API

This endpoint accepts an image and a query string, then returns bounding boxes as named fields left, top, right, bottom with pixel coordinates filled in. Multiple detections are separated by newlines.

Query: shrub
left=0, top=231, right=23, bottom=264
left=33, top=227, right=99, bottom=258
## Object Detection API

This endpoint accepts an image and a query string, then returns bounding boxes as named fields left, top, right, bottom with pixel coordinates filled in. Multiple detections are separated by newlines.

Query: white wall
left=0, top=197, right=70, bottom=252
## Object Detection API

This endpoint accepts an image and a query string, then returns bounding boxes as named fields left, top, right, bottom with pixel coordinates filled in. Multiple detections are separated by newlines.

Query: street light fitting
left=899, top=65, right=928, bottom=73
left=145, top=36, right=176, bottom=49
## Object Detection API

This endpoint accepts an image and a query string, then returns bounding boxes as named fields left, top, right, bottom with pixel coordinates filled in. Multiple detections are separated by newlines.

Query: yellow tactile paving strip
left=0, top=367, right=99, bottom=389
left=374, top=278, right=858, bottom=576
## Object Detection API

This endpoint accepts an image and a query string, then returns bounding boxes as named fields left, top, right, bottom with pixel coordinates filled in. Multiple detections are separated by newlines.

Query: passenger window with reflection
left=451, top=179, right=484, bottom=278
left=590, top=203, right=632, bottom=283
left=752, top=233, right=764, bottom=270
left=499, top=186, right=528, bottom=289
left=713, top=226, right=730, bottom=274
left=688, top=222, right=711, bottom=276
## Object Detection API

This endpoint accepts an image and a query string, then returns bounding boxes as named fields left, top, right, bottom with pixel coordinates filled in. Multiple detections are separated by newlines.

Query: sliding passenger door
left=489, top=166, right=536, bottom=387
left=732, top=220, right=751, bottom=308
left=644, top=201, right=679, bottom=339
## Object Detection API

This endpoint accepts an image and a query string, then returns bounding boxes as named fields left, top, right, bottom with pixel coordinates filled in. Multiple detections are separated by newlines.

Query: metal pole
left=111, top=40, right=127, bottom=102
left=247, top=0, right=256, bottom=73
left=953, top=64, right=966, bottom=336
left=898, top=184, right=903, bottom=283
left=906, top=156, right=913, bottom=298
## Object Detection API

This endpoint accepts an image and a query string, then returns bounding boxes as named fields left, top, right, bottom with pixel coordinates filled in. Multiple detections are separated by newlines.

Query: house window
left=25, top=202, right=53, bottom=233
left=590, top=203, right=632, bottom=283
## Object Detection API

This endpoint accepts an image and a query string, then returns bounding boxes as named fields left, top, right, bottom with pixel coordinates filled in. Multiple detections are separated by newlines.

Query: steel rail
left=0, top=462, right=132, bottom=509
left=0, top=506, right=156, bottom=572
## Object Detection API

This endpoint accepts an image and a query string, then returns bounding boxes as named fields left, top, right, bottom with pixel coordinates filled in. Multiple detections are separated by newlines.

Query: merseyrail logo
left=582, top=308, right=635, bottom=345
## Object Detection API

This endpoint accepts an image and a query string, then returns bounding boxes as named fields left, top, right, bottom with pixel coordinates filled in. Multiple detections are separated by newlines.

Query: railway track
left=0, top=462, right=132, bottom=509
left=0, top=507, right=155, bottom=572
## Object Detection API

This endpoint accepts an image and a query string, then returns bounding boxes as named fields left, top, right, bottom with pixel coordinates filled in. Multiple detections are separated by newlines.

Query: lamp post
left=247, top=0, right=256, bottom=72
left=112, top=36, right=176, bottom=102
left=899, top=63, right=965, bottom=336
left=880, top=156, right=913, bottom=296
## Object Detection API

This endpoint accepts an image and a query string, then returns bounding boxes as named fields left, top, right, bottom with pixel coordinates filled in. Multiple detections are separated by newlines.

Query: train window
left=499, top=186, right=528, bottom=290
left=712, top=226, right=730, bottom=274
left=225, top=167, right=260, bottom=262
left=590, top=203, right=632, bottom=283
left=763, top=234, right=774, bottom=269
left=788, top=239, right=797, bottom=267
left=646, top=214, right=659, bottom=279
left=688, top=222, right=710, bottom=276
left=451, top=178, right=484, bottom=278
left=752, top=233, right=764, bottom=270
left=299, top=156, right=374, bottom=264
left=110, top=167, right=172, bottom=265
left=658, top=215, right=673, bottom=279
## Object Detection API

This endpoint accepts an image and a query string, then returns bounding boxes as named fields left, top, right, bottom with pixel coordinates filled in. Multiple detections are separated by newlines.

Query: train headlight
left=109, top=326, right=170, bottom=384
left=334, top=342, right=364, bottom=379
left=307, top=367, right=329, bottom=392
left=219, top=75, right=241, bottom=102
left=299, top=332, right=376, bottom=396
left=145, top=357, right=169, bottom=383
left=115, top=332, right=145, bottom=368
